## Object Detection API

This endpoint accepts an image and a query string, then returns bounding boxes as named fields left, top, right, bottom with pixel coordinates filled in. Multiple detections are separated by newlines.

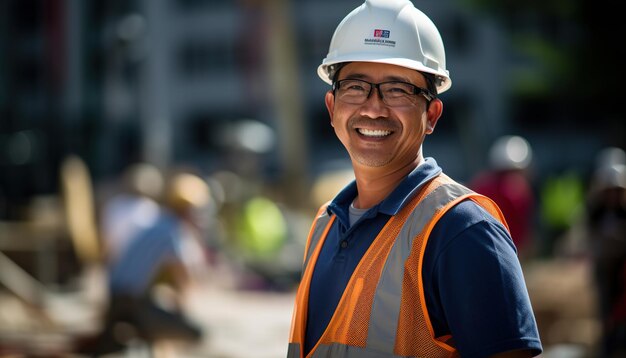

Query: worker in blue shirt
left=91, top=172, right=210, bottom=356
left=287, top=0, right=542, bottom=357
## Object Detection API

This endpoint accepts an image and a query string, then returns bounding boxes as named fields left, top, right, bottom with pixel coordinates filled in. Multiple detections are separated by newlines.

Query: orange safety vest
left=288, top=174, right=509, bottom=358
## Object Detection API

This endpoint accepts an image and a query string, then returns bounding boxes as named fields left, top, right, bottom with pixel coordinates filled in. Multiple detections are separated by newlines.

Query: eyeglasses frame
left=332, top=78, right=436, bottom=106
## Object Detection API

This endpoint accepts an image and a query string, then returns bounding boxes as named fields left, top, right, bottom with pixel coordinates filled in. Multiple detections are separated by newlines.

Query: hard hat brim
left=318, top=56, right=451, bottom=94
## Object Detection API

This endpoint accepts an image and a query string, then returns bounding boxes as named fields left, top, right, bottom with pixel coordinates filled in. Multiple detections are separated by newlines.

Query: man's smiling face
left=325, top=62, right=441, bottom=171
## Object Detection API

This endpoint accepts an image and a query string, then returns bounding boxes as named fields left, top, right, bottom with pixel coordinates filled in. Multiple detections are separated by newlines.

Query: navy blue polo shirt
left=304, top=158, right=542, bottom=357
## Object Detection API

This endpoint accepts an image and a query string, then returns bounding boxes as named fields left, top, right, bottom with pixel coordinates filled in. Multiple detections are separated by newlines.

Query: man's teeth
left=357, top=128, right=392, bottom=137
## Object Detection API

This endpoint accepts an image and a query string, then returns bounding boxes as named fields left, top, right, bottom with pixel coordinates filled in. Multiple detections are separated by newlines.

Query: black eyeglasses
left=333, top=79, right=435, bottom=107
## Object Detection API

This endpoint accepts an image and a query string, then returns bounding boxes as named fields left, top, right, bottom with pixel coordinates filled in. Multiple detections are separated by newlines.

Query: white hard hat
left=488, top=135, right=533, bottom=171
left=592, top=164, right=626, bottom=191
left=124, top=163, right=164, bottom=200
left=594, top=147, right=626, bottom=169
left=318, top=0, right=451, bottom=93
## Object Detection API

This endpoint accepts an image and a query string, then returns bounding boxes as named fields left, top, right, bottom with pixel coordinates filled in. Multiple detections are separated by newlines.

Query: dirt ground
left=0, top=258, right=603, bottom=358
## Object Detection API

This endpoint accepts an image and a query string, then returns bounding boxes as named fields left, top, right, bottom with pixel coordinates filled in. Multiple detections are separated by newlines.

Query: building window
left=176, top=40, right=233, bottom=77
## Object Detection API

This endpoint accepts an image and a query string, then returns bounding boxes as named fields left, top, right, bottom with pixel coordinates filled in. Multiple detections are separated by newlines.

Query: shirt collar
left=327, top=157, right=442, bottom=220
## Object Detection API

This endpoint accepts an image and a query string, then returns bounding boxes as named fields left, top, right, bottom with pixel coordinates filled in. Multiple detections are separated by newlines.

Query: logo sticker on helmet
left=373, top=29, right=390, bottom=38
left=364, top=30, right=396, bottom=47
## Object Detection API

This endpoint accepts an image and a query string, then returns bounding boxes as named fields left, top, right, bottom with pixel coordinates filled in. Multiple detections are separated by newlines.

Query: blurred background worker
left=91, top=171, right=211, bottom=356
left=584, top=148, right=626, bottom=357
left=100, top=162, right=165, bottom=264
left=469, top=135, right=536, bottom=260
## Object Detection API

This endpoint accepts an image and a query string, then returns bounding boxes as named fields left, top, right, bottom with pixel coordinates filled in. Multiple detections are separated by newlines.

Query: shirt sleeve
left=423, top=200, right=542, bottom=358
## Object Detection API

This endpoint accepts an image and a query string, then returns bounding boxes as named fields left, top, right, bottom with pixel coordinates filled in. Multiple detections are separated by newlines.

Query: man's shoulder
left=440, top=197, right=500, bottom=226
left=429, top=198, right=510, bottom=249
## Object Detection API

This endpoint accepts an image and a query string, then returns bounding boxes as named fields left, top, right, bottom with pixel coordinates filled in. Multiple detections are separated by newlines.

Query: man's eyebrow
left=340, top=73, right=369, bottom=80
left=383, top=75, right=412, bottom=83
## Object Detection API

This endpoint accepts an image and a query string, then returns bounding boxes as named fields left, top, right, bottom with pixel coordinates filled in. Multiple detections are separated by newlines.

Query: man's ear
left=425, top=98, right=443, bottom=134
left=325, top=90, right=335, bottom=126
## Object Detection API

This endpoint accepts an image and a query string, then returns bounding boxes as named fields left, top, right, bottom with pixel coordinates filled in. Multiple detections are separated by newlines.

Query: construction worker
left=469, top=135, right=536, bottom=260
left=91, top=171, right=210, bottom=356
left=288, top=1, right=542, bottom=357
left=585, top=150, right=626, bottom=357
left=100, top=162, right=165, bottom=264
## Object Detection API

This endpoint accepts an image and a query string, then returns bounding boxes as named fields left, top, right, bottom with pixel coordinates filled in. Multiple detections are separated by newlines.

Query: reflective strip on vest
left=288, top=174, right=508, bottom=358
left=367, top=181, right=473, bottom=354
left=303, top=211, right=333, bottom=271
left=312, top=342, right=407, bottom=357
left=289, top=342, right=403, bottom=358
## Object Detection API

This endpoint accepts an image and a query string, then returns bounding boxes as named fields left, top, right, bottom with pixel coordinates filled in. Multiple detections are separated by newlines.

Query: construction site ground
left=0, top=258, right=602, bottom=358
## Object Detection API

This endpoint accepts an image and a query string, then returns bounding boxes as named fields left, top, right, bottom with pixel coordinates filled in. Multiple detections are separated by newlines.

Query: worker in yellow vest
left=288, top=0, right=542, bottom=357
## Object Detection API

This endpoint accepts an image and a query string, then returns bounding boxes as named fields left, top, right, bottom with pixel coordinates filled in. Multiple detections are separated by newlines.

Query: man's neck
left=352, top=156, right=424, bottom=209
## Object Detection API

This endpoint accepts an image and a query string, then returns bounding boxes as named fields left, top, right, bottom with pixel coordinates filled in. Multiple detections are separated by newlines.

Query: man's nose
left=359, top=87, right=389, bottom=118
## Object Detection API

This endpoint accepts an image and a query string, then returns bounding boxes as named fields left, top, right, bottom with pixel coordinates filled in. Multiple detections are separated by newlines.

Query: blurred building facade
left=1, top=0, right=623, bottom=219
